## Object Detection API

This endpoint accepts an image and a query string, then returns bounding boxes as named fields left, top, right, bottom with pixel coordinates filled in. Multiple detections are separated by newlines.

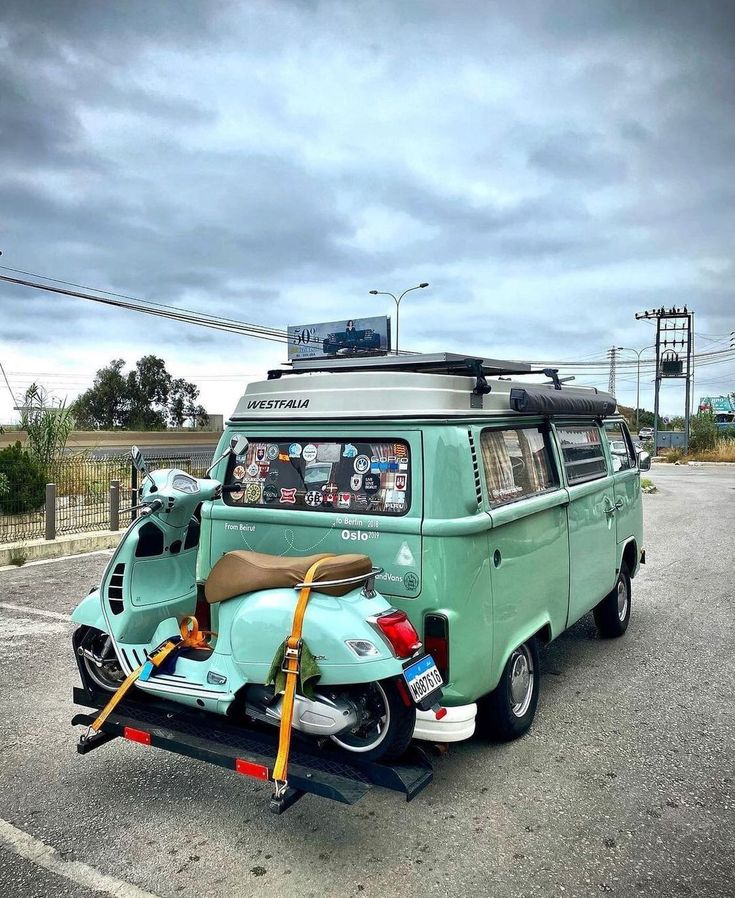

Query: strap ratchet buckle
left=281, top=639, right=303, bottom=675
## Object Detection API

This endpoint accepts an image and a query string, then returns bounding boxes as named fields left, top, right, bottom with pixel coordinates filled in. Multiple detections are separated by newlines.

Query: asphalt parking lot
left=0, top=465, right=733, bottom=898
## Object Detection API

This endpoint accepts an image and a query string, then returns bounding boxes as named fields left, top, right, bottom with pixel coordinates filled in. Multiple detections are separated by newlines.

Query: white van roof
left=230, top=353, right=617, bottom=421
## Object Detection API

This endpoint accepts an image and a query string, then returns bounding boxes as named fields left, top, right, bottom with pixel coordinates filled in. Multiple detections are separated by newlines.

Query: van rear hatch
left=203, top=430, right=423, bottom=600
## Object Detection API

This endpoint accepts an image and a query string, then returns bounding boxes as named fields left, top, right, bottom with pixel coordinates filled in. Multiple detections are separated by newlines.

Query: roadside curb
left=652, top=459, right=735, bottom=467
left=0, top=530, right=122, bottom=568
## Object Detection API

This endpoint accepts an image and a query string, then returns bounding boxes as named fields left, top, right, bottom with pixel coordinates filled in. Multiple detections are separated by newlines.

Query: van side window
left=480, top=426, right=557, bottom=506
left=603, top=422, right=636, bottom=472
left=556, top=424, right=608, bottom=484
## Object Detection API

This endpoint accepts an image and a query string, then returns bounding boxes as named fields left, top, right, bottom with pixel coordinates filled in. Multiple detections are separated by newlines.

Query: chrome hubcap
left=509, top=646, right=534, bottom=717
left=617, top=577, right=629, bottom=621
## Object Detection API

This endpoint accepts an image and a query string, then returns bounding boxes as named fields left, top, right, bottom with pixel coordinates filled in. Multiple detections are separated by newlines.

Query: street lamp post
left=369, top=283, right=429, bottom=354
left=618, top=345, right=656, bottom=430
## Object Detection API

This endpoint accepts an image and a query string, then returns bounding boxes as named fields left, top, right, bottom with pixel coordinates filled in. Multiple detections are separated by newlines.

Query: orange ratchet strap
left=85, top=616, right=214, bottom=737
left=272, top=556, right=334, bottom=797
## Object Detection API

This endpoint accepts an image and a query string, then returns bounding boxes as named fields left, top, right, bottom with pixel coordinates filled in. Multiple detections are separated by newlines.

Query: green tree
left=71, top=356, right=207, bottom=430
left=71, top=359, right=130, bottom=429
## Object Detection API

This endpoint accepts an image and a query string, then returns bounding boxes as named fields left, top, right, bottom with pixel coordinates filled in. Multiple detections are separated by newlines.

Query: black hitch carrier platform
left=72, top=687, right=433, bottom=813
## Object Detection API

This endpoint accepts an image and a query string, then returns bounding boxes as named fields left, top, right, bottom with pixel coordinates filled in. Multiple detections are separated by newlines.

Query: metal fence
left=0, top=452, right=213, bottom=545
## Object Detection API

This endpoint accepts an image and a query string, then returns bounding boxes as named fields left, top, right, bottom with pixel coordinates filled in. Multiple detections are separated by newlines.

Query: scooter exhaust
left=245, top=685, right=359, bottom=738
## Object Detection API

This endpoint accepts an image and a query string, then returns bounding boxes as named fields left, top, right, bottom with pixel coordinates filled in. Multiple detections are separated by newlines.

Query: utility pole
left=635, top=307, right=694, bottom=453
left=607, top=346, right=621, bottom=396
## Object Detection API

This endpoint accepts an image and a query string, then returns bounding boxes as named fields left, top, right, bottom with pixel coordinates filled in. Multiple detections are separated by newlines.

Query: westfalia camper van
left=196, top=353, right=649, bottom=744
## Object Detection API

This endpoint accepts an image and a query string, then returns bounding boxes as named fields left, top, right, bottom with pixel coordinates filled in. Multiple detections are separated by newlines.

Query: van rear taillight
left=375, top=610, right=422, bottom=659
left=424, top=614, right=449, bottom=681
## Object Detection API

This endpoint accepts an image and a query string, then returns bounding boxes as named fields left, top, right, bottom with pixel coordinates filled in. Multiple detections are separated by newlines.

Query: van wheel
left=476, top=638, right=540, bottom=742
left=594, top=563, right=631, bottom=638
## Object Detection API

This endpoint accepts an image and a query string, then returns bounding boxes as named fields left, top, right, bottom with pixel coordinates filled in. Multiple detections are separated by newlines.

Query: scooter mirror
left=131, top=445, right=148, bottom=476
left=230, top=435, right=249, bottom=456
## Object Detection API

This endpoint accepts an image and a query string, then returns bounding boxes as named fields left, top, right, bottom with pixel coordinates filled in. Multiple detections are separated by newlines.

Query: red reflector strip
left=123, top=726, right=151, bottom=745
left=235, top=759, right=270, bottom=781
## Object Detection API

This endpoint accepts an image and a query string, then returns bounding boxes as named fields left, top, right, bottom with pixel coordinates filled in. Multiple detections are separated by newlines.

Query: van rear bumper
left=413, top=703, right=477, bottom=743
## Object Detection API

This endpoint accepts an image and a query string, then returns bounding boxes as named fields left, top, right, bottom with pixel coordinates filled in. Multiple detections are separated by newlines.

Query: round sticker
left=247, top=463, right=259, bottom=477
left=245, top=483, right=262, bottom=503
left=363, top=473, right=380, bottom=494
left=229, top=488, right=244, bottom=502
left=403, top=572, right=419, bottom=591
left=302, top=444, right=318, bottom=463
left=354, top=455, right=371, bottom=474
left=263, top=484, right=278, bottom=503
left=233, top=465, right=246, bottom=480
left=266, top=444, right=279, bottom=461
left=288, top=443, right=302, bottom=458
left=305, top=490, right=323, bottom=507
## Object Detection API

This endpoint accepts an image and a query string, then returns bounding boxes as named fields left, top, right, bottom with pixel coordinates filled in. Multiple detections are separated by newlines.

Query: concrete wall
left=0, top=430, right=221, bottom=452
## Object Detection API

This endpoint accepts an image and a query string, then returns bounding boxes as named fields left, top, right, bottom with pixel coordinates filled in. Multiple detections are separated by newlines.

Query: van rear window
left=480, top=426, right=557, bottom=506
left=223, top=439, right=411, bottom=515
left=556, top=425, right=608, bottom=484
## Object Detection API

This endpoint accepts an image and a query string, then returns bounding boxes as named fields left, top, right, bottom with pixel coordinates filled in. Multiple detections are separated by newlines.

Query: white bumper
left=412, top=702, right=477, bottom=743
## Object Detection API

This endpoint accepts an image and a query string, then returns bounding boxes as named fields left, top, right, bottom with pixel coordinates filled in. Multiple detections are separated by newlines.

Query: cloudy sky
left=1, top=0, right=734, bottom=422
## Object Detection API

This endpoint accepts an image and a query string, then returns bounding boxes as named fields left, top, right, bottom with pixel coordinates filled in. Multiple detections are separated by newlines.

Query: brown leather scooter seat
left=205, top=551, right=373, bottom=604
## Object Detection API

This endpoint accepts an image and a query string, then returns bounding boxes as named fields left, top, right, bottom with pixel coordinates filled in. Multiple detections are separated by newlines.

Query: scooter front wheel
left=74, top=626, right=126, bottom=693
left=329, top=678, right=415, bottom=763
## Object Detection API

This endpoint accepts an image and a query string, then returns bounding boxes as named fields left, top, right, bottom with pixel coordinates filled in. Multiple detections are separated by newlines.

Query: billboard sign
left=287, top=315, right=391, bottom=360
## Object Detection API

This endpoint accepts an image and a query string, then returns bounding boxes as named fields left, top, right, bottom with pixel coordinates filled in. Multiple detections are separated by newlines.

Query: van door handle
left=603, top=497, right=617, bottom=516
left=614, top=498, right=624, bottom=509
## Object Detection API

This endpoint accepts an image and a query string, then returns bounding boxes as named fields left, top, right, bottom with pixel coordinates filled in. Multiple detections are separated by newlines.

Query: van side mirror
left=131, top=445, right=148, bottom=476
left=637, top=450, right=652, bottom=472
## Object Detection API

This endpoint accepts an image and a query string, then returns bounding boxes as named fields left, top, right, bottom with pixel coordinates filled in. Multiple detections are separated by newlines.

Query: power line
left=0, top=358, right=19, bottom=407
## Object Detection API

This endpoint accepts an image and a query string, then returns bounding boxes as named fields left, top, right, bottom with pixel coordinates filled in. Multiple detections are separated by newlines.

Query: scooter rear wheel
left=329, top=678, right=415, bottom=763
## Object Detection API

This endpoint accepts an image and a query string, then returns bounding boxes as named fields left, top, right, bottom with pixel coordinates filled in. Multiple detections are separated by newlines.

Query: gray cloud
left=0, top=0, right=733, bottom=418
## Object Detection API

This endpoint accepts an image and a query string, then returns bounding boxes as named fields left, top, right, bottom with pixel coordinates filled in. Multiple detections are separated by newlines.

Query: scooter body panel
left=71, top=589, right=106, bottom=631
left=223, top=586, right=405, bottom=685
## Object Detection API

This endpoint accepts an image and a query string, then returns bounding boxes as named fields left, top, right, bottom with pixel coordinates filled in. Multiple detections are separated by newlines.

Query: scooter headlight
left=345, top=639, right=381, bottom=658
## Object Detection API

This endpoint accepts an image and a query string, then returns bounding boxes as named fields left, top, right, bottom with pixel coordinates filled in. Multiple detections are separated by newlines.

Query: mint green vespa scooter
left=71, top=439, right=443, bottom=762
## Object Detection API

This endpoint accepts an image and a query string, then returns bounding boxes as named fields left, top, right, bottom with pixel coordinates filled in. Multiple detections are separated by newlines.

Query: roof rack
left=267, top=352, right=562, bottom=395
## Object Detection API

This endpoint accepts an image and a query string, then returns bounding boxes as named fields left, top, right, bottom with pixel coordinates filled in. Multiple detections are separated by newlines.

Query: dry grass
left=687, top=439, right=735, bottom=462
left=664, top=438, right=735, bottom=463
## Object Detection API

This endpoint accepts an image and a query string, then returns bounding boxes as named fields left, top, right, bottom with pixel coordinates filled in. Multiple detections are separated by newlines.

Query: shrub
left=0, top=442, right=46, bottom=514
left=689, top=412, right=719, bottom=454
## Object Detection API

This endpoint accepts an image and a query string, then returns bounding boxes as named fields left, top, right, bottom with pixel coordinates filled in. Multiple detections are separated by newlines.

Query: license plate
left=403, top=655, right=443, bottom=704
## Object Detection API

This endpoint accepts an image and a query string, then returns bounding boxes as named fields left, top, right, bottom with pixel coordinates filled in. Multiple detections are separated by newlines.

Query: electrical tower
left=634, top=306, right=694, bottom=452
left=607, top=346, right=619, bottom=396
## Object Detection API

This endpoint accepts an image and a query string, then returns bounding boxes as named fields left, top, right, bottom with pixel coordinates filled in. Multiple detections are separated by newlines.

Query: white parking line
left=0, top=601, right=71, bottom=622
left=0, top=818, right=161, bottom=898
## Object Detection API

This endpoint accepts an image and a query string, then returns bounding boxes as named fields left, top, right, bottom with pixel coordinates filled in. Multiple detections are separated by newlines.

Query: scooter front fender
left=71, top=589, right=106, bottom=633
left=223, top=587, right=407, bottom=687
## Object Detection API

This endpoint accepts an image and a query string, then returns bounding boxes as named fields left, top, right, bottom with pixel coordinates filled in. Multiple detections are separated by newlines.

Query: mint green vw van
left=197, top=354, right=648, bottom=746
